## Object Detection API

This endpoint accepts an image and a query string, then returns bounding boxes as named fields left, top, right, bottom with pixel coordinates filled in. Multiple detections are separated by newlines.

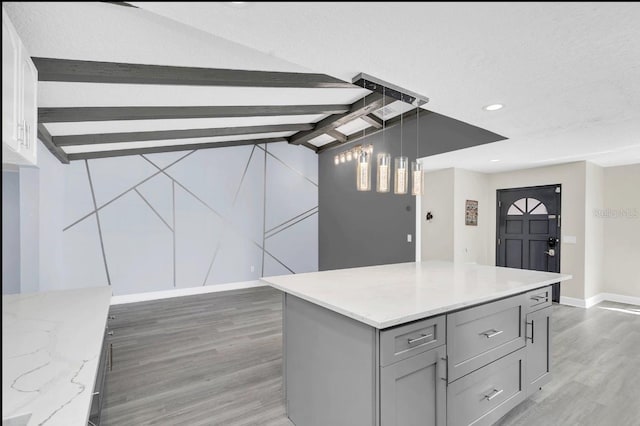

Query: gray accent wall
left=55, top=141, right=318, bottom=296
left=318, top=111, right=505, bottom=271
left=2, top=171, right=21, bottom=294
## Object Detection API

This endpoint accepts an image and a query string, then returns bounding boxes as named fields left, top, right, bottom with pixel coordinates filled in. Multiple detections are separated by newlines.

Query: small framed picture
left=465, top=200, right=478, bottom=226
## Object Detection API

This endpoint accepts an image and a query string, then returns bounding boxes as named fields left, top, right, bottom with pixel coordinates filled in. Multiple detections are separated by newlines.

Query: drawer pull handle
left=484, top=388, right=504, bottom=401
left=479, top=329, right=503, bottom=339
left=526, top=320, right=535, bottom=343
left=530, top=295, right=546, bottom=301
left=407, top=333, right=434, bottom=345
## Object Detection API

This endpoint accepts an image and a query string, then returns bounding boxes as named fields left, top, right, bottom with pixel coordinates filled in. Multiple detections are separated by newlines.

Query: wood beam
left=37, top=124, right=69, bottom=164
left=361, top=114, right=383, bottom=129
left=53, top=123, right=312, bottom=146
left=325, top=129, right=347, bottom=143
left=32, top=57, right=355, bottom=88
left=38, top=104, right=350, bottom=123
left=66, top=137, right=287, bottom=161
left=288, top=93, right=388, bottom=146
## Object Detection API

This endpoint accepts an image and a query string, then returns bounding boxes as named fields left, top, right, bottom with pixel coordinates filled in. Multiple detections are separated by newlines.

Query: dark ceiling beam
left=53, top=123, right=312, bottom=146
left=38, top=104, right=350, bottom=123
left=317, top=109, right=431, bottom=154
left=288, top=92, right=389, bottom=146
left=37, top=124, right=69, bottom=164
left=325, top=129, right=347, bottom=143
left=361, top=114, right=383, bottom=129
left=65, top=137, right=287, bottom=161
left=32, top=57, right=355, bottom=88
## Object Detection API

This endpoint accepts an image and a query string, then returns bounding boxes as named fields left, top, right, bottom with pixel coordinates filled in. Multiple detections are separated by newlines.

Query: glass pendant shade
left=376, top=153, right=391, bottom=193
left=356, top=150, right=372, bottom=191
left=394, top=156, right=408, bottom=194
left=411, top=161, right=424, bottom=196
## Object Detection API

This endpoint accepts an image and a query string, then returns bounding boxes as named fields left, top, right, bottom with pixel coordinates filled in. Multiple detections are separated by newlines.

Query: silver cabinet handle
left=107, top=331, right=114, bottom=336
left=530, top=295, right=545, bottom=301
left=484, top=388, right=504, bottom=401
left=479, top=329, right=503, bottom=338
left=407, top=333, right=433, bottom=345
left=526, top=320, right=535, bottom=343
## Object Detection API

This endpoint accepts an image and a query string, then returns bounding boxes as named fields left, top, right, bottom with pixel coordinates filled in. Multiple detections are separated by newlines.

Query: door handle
left=526, top=320, right=534, bottom=343
left=484, top=388, right=504, bottom=401
left=544, top=249, right=555, bottom=256
left=479, top=329, right=503, bottom=339
left=407, top=333, right=433, bottom=345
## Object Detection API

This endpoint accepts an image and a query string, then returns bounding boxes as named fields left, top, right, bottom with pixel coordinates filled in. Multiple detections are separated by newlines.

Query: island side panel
left=284, top=294, right=377, bottom=426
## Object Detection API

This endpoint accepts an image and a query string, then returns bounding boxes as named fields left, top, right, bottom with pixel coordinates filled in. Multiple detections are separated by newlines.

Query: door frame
left=495, top=184, right=562, bottom=300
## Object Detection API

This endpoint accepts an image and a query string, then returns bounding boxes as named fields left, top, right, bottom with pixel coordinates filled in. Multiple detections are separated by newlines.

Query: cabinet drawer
left=380, top=315, right=445, bottom=367
left=447, top=348, right=526, bottom=426
left=447, top=294, right=526, bottom=381
left=527, top=286, right=552, bottom=312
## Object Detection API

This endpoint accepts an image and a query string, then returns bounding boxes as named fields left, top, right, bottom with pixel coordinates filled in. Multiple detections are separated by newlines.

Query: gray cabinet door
left=526, top=306, right=552, bottom=395
left=380, top=345, right=446, bottom=426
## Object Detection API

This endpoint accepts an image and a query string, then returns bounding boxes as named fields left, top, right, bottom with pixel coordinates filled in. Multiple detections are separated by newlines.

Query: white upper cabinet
left=2, top=7, right=38, bottom=166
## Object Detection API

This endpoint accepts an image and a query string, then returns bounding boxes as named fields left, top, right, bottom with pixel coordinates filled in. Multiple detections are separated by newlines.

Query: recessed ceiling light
left=483, top=104, right=504, bottom=111
left=490, top=159, right=501, bottom=162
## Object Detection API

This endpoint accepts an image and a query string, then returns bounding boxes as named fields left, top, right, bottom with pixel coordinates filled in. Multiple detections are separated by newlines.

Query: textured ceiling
left=128, top=2, right=640, bottom=171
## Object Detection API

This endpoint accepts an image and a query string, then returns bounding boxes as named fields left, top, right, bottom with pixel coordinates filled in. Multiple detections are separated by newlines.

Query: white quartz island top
left=261, top=261, right=571, bottom=329
left=2, top=287, right=112, bottom=426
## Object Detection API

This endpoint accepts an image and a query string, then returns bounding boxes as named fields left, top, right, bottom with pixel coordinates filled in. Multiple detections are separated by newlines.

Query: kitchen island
left=261, top=261, right=571, bottom=426
left=2, top=287, right=112, bottom=426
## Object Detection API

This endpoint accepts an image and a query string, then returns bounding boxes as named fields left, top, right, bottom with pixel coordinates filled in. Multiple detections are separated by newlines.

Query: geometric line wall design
left=61, top=142, right=318, bottom=295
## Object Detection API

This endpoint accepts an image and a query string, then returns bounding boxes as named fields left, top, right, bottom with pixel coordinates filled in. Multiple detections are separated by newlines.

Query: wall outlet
left=407, top=234, right=412, bottom=243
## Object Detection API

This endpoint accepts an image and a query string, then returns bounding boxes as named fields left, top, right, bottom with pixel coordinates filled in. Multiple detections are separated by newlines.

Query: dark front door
left=497, top=185, right=561, bottom=302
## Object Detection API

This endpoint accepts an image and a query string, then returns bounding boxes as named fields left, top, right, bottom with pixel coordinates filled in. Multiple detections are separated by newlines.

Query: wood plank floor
left=103, top=287, right=640, bottom=426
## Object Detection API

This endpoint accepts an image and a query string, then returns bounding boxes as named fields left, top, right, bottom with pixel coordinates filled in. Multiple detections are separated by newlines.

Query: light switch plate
left=407, top=234, right=412, bottom=243
left=563, top=235, right=577, bottom=244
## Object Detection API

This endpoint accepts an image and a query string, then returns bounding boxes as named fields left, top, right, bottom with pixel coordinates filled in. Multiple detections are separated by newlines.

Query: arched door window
left=507, top=198, right=548, bottom=216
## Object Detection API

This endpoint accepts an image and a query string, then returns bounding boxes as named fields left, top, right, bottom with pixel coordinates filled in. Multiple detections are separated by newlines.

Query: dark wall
left=318, top=111, right=505, bottom=271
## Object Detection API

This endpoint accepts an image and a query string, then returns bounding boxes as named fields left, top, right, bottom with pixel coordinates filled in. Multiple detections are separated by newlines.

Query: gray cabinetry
left=380, top=345, right=446, bottom=426
left=446, top=294, right=527, bottom=382
left=447, top=348, right=526, bottom=426
left=525, top=306, right=552, bottom=395
left=380, top=315, right=445, bottom=367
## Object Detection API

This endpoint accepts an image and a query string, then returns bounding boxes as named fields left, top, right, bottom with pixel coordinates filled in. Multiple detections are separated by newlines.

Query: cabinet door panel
left=380, top=345, right=446, bottom=426
left=2, top=8, right=21, bottom=149
left=20, top=55, right=37, bottom=164
left=526, top=306, right=552, bottom=395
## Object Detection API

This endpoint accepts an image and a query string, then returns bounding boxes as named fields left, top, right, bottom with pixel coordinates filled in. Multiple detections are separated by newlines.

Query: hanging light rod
left=352, top=73, right=429, bottom=107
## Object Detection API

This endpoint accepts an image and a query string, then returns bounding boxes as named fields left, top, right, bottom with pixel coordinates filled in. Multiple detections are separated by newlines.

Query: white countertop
left=261, top=261, right=572, bottom=329
left=2, top=287, right=112, bottom=426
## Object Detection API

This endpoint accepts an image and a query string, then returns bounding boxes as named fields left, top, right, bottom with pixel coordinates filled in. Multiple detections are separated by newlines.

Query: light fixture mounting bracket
left=352, top=73, right=429, bottom=107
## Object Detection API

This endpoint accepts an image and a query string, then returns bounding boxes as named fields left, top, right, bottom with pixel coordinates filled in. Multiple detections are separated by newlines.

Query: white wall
left=2, top=170, right=21, bottom=294
left=487, top=162, right=587, bottom=299
left=584, top=162, right=605, bottom=299
left=421, top=168, right=454, bottom=261
left=602, top=164, right=640, bottom=298
left=25, top=140, right=319, bottom=296
left=453, top=169, right=490, bottom=264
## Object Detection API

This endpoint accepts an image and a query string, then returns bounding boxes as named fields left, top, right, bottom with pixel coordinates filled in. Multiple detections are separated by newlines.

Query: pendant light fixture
left=394, top=109, right=408, bottom=194
left=356, top=85, right=371, bottom=191
left=377, top=87, right=391, bottom=193
left=411, top=107, right=424, bottom=196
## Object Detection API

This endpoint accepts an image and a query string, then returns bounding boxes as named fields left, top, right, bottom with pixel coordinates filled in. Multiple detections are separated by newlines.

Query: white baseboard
left=110, top=280, right=266, bottom=305
left=560, top=292, right=640, bottom=309
left=559, top=296, right=586, bottom=308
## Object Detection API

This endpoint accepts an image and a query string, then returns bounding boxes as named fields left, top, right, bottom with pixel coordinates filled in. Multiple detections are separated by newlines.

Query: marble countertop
left=261, top=261, right=572, bottom=329
left=2, top=287, right=112, bottom=426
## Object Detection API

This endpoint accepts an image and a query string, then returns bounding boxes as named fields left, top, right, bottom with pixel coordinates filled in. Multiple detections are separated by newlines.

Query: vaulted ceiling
left=4, top=2, right=429, bottom=163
